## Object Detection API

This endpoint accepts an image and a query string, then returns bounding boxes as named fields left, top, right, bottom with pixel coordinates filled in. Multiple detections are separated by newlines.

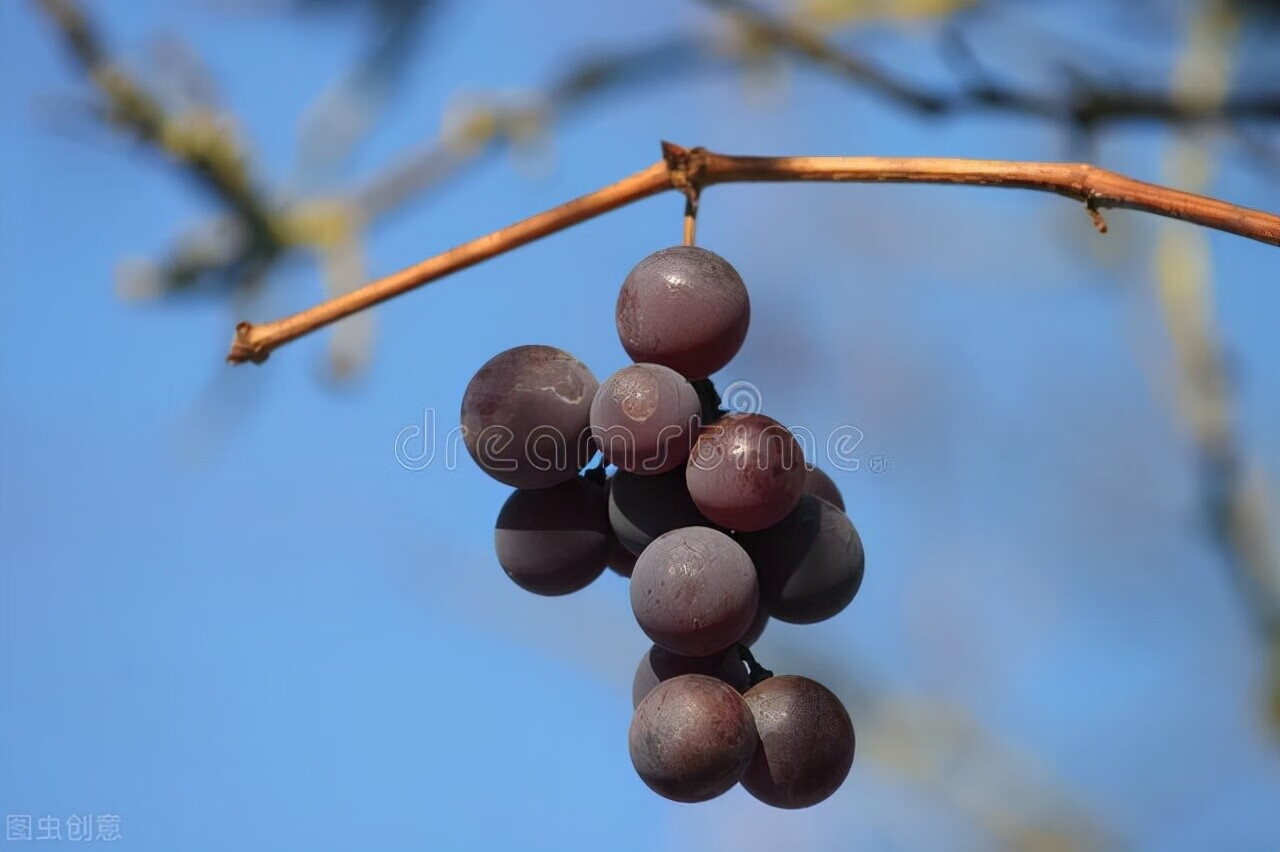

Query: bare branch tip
left=226, top=321, right=269, bottom=365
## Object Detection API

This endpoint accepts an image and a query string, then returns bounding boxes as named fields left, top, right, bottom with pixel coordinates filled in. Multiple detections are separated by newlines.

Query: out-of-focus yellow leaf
left=798, top=0, right=977, bottom=25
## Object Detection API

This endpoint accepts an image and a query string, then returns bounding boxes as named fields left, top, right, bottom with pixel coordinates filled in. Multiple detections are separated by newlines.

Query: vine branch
left=227, top=142, right=1280, bottom=365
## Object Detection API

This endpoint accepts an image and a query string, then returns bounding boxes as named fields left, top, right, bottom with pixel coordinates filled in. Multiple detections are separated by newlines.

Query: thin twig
left=228, top=142, right=1280, bottom=364
left=682, top=192, right=699, bottom=246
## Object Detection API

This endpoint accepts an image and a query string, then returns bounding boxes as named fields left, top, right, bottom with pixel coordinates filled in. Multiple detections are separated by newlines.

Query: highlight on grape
left=456, top=244, right=866, bottom=808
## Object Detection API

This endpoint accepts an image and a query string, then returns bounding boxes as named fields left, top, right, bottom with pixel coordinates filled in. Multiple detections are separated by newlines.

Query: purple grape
left=608, top=468, right=714, bottom=557
left=686, top=413, right=806, bottom=532
left=738, top=602, right=769, bottom=647
left=630, top=526, right=758, bottom=657
left=590, top=363, right=700, bottom=475
left=493, top=477, right=609, bottom=595
left=629, top=674, right=758, bottom=803
left=616, top=246, right=750, bottom=380
left=736, top=495, right=864, bottom=624
left=461, top=345, right=598, bottom=489
left=631, top=644, right=748, bottom=709
left=606, top=532, right=638, bottom=578
left=740, top=676, right=854, bottom=809
left=803, top=465, right=845, bottom=511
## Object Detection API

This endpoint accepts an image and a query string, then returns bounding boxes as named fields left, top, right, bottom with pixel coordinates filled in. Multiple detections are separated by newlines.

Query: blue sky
left=3, top=1, right=1280, bottom=850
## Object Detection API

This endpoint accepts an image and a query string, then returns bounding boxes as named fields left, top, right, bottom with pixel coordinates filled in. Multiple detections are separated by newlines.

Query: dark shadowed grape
left=631, top=644, right=748, bottom=708
left=461, top=345, right=598, bottom=489
left=590, top=363, right=700, bottom=475
left=736, top=495, right=864, bottom=624
left=741, top=675, right=854, bottom=809
left=616, top=246, right=750, bottom=380
left=803, top=465, right=845, bottom=511
left=608, top=468, right=714, bottom=557
left=606, top=531, right=637, bottom=578
left=738, top=602, right=769, bottom=647
left=630, top=526, right=758, bottom=657
left=493, top=477, right=609, bottom=595
left=686, top=413, right=806, bottom=532
left=629, top=674, right=758, bottom=803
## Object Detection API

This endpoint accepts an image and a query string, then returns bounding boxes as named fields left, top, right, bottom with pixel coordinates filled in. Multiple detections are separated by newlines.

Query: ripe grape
left=736, top=495, right=864, bottom=624
left=686, top=413, right=806, bottom=532
left=461, top=345, right=598, bottom=489
left=493, top=477, right=609, bottom=595
left=632, top=644, right=748, bottom=709
left=738, top=602, right=769, bottom=647
left=590, top=363, right=700, bottom=475
left=629, top=674, right=758, bottom=803
left=630, top=526, right=758, bottom=657
left=616, top=246, right=750, bottom=380
left=606, top=531, right=638, bottom=578
left=803, top=465, right=845, bottom=511
left=740, top=676, right=854, bottom=809
left=608, top=468, right=713, bottom=557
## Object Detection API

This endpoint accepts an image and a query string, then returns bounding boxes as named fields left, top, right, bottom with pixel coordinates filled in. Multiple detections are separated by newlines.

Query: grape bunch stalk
left=460, top=242, right=864, bottom=808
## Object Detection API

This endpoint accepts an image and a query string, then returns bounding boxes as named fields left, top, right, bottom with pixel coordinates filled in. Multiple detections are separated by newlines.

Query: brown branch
left=227, top=142, right=1280, bottom=365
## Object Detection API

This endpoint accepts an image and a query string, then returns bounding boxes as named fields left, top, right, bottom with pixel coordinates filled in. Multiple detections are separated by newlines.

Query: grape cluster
left=461, top=245, right=863, bottom=808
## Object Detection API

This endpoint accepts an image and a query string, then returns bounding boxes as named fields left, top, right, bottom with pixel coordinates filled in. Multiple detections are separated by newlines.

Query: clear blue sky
left=3, top=1, right=1280, bottom=850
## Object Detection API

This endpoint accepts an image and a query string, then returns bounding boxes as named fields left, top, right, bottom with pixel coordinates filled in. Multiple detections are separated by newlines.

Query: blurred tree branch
left=703, top=0, right=1280, bottom=127
left=35, top=0, right=284, bottom=248
left=1152, top=0, right=1280, bottom=732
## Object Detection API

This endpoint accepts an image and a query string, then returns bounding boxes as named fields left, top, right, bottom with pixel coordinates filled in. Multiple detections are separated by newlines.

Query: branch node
left=661, top=140, right=709, bottom=202
left=227, top=322, right=269, bottom=365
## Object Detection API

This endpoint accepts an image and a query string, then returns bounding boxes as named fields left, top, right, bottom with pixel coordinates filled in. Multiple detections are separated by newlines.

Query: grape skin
left=606, top=532, right=638, bottom=578
left=615, top=246, right=750, bottom=380
left=493, top=477, right=609, bottom=595
left=608, top=468, right=715, bottom=557
left=803, top=465, right=845, bottom=511
left=740, top=676, right=854, bottom=809
left=629, top=674, right=759, bottom=803
left=686, top=413, right=806, bottom=532
left=631, top=644, right=748, bottom=709
left=590, top=363, right=701, bottom=475
left=629, top=526, right=759, bottom=657
left=736, top=495, right=864, bottom=624
left=461, top=345, right=598, bottom=489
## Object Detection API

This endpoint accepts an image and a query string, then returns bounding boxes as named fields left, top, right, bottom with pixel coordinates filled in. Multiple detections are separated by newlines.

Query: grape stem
left=737, top=644, right=774, bottom=686
left=682, top=191, right=699, bottom=247
left=691, top=378, right=725, bottom=425
left=227, top=141, right=1280, bottom=364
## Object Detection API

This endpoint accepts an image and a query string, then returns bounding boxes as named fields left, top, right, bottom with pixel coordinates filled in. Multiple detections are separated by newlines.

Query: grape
left=630, top=526, right=758, bottom=657
left=803, top=465, right=845, bottom=511
left=740, top=676, right=854, bottom=809
left=608, top=468, right=713, bottom=557
left=629, top=674, right=758, bottom=803
left=461, top=345, right=598, bottom=489
left=736, top=495, right=864, bottom=624
left=738, top=602, right=769, bottom=647
left=606, top=531, right=638, bottom=578
left=632, top=644, right=748, bottom=709
left=686, top=413, right=806, bottom=532
left=616, top=246, right=750, bottom=380
left=493, top=477, right=609, bottom=595
left=590, top=363, right=700, bottom=475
